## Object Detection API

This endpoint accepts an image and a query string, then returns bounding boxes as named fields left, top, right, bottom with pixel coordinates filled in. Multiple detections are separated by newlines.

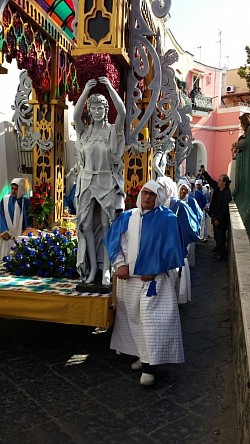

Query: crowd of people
left=104, top=167, right=232, bottom=386
left=0, top=164, right=232, bottom=388
left=0, top=78, right=234, bottom=388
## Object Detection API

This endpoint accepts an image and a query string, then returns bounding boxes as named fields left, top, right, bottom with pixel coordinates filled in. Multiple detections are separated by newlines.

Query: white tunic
left=111, top=211, right=184, bottom=365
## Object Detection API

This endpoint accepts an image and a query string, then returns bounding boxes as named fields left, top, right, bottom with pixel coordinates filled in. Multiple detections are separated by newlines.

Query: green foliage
left=3, top=231, right=78, bottom=278
left=237, top=46, right=250, bottom=90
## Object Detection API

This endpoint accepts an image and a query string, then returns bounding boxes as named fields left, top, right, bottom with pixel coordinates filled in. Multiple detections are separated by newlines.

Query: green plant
left=238, top=46, right=250, bottom=90
left=3, top=230, right=78, bottom=278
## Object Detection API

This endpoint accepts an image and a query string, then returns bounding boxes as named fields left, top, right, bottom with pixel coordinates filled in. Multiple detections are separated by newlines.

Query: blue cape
left=194, top=190, right=207, bottom=211
left=187, top=195, right=203, bottom=223
left=0, top=196, right=30, bottom=232
left=170, top=199, right=200, bottom=249
left=104, top=206, right=185, bottom=275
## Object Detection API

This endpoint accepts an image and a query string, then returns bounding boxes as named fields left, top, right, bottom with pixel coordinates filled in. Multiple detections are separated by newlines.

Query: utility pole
left=218, top=30, right=222, bottom=68
left=198, top=46, right=201, bottom=62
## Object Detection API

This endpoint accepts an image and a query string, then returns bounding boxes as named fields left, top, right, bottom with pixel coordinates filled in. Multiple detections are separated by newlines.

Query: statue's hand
left=84, top=79, right=97, bottom=93
left=98, top=76, right=111, bottom=88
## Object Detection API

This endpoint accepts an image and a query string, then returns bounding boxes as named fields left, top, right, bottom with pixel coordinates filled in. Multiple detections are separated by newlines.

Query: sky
left=167, top=0, right=249, bottom=69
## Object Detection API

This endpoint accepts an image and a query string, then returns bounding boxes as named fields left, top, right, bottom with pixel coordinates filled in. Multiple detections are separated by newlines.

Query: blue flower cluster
left=3, top=230, right=78, bottom=278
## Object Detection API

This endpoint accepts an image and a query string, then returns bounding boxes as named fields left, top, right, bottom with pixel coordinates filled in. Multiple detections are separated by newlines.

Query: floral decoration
left=74, top=53, right=123, bottom=123
left=28, top=182, right=55, bottom=225
left=124, top=185, right=142, bottom=209
left=3, top=231, right=78, bottom=278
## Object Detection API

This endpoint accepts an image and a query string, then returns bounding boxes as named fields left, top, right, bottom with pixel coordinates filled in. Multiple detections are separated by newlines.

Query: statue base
left=76, top=269, right=112, bottom=294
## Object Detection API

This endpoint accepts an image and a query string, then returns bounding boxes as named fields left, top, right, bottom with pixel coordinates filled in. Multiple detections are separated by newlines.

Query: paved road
left=0, top=239, right=238, bottom=443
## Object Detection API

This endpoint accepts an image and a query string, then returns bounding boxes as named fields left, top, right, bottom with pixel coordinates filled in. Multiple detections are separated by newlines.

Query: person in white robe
left=0, top=178, right=30, bottom=260
left=157, top=176, right=200, bottom=304
left=104, top=180, right=185, bottom=386
left=176, top=179, right=203, bottom=268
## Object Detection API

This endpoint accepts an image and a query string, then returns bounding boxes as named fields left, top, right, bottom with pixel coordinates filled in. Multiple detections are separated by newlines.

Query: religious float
left=0, top=0, right=193, bottom=328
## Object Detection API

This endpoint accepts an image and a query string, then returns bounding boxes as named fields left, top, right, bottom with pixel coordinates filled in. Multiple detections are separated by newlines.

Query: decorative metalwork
left=0, top=0, right=8, bottom=17
left=151, top=35, right=193, bottom=180
left=175, top=104, right=193, bottom=163
left=126, top=0, right=162, bottom=153
left=11, top=69, right=54, bottom=153
left=151, top=0, right=171, bottom=18
left=152, top=49, right=181, bottom=148
left=11, top=69, right=33, bottom=135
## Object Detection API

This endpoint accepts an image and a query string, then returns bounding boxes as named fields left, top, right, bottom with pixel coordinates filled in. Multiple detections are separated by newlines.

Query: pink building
left=183, top=62, right=250, bottom=179
left=165, top=29, right=250, bottom=180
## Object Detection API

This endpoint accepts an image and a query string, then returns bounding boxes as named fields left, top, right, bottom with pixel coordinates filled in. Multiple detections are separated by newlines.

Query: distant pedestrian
left=200, top=166, right=232, bottom=260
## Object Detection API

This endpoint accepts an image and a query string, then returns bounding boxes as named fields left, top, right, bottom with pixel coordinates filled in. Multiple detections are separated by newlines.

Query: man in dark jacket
left=200, top=166, right=232, bottom=260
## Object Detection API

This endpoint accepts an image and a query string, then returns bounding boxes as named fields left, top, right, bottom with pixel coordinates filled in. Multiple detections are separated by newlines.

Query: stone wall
left=229, top=203, right=250, bottom=444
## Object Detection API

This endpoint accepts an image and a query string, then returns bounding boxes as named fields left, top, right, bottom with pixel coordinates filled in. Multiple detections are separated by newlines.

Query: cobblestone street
left=0, top=239, right=238, bottom=443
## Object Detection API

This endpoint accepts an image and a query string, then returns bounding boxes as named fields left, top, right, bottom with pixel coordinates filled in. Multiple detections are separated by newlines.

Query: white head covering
left=136, top=180, right=165, bottom=211
left=11, top=178, right=26, bottom=199
left=195, top=179, right=203, bottom=186
left=156, top=176, right=178, bottom=206
left=177, top=179, right=191, bottom=199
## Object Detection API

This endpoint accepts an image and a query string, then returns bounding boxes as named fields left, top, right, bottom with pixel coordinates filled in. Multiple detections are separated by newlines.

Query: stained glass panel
left=34, top=0, right=76, bottom=41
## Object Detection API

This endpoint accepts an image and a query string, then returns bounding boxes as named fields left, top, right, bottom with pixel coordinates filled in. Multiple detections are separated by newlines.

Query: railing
left=193, top=94, right=214, bottom=113
left=234, top=130, right=250, bottom=236
left=192, top=95, right=214, bottom=113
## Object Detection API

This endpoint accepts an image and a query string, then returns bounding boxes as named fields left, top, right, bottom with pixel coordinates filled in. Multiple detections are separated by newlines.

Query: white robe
left=0, top=195, right=24, bottom=260
left=176, top=258, right=191, bottom=304
left=110, top=211, right=184, bottom=365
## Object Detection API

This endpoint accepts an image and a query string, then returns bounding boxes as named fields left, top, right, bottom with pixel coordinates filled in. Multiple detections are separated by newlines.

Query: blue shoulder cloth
left=104, top=210, right=132, bottom=262
left=188, top=195, right=203, bottom=222
left=171, top=200, right=200, bottom=249
left=134, top=206, right=185, bottom=275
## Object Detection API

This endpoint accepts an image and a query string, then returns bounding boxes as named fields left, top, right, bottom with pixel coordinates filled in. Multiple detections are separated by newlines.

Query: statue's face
left=89, top=103, right=106, bottom=122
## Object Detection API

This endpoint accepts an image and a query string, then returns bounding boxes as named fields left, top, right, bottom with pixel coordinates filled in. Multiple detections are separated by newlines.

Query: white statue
left=152, top=138, right=175, bottom=180
left=73, top=77, right=126, bottom=286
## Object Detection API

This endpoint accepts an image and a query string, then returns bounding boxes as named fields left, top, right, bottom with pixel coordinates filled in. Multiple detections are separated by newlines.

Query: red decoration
left=74, top=53, right=124, bottom=123
left=124, top=185, right=142, bottom=209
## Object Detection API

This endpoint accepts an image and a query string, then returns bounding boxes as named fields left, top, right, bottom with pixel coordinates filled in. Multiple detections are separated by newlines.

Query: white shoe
left=140, top=373, right=155, bottom=386
left=131, top=359, right=142, bottom=370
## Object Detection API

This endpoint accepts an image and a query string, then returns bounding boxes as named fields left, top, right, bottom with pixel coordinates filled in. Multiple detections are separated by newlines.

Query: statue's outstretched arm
left=98, top=77, right=126, bottom=131
left=73, top=79, right=97, bottom=134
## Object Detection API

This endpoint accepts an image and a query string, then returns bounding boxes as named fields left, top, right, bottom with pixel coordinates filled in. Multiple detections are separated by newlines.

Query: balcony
left=192, top=95, right=214, bottom=113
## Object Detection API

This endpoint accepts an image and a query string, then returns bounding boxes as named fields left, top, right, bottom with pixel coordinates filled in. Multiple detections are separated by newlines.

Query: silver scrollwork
left=151, top=0, right=172, bottom=18
left=152, top=48, right=181, bottom=149
left=11, top=70, right=33, bottom=137
left=126, top=0, right=162, bottom=152
left=12, top=70, right=54, bottom=152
